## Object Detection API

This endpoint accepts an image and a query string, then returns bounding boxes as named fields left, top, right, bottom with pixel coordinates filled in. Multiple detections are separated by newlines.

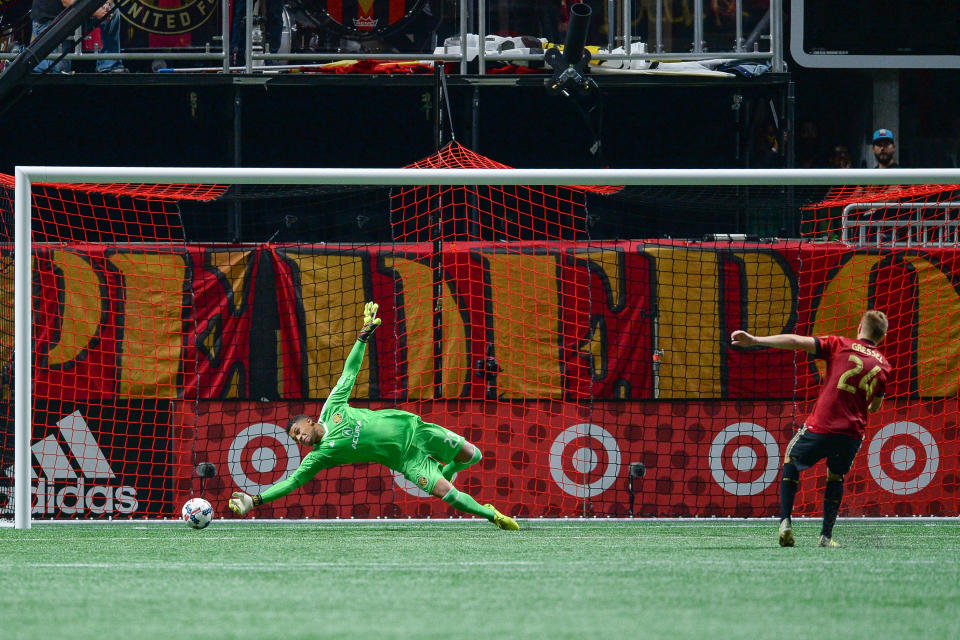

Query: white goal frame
left=13, top=165, right=960, bottom=529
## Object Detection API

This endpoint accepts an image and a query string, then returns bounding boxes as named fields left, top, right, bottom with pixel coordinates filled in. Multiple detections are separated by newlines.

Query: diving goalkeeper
left=228, top=302, right=519, bottom=530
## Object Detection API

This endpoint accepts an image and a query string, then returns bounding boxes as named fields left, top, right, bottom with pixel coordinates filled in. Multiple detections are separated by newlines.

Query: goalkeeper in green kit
left=228, top=301, right=519, bottom=530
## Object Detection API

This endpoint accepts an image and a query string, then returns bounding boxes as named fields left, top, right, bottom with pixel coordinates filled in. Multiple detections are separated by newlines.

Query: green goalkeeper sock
left=442, top=447, right=482, bottom=481
left=442, top=487, right=495, bottom=520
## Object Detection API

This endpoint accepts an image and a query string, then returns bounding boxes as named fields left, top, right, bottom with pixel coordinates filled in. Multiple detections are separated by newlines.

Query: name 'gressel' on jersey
left=851, top=341, right=883, bottom=363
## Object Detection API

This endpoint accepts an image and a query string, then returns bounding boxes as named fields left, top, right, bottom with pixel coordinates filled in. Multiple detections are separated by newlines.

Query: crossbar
left=15, top=167, right=960, bottom=186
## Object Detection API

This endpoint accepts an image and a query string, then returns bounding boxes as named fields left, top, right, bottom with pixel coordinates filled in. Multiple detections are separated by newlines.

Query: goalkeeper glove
left=228, top=491, right=256, bottom=516
left=358, top=301, right=382, bottom=342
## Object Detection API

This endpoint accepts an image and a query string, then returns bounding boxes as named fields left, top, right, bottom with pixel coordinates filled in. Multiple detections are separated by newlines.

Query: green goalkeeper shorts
left=397, top=418, right=465, bottom=494
left=398, top=450, right=445, bottom=495
left=411, top=417, right=464, bottom=464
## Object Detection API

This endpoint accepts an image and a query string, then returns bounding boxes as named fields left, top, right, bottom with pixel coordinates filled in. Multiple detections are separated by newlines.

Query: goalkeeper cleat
left=818, top=535, right=841, bottom=548
left=778, top=518, right=795, bottom=547
left=486, top=504, right=519, bottom=531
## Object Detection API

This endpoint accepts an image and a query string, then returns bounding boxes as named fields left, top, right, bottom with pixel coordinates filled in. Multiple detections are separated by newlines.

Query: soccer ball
left=182, top=498, right=214, bottom=530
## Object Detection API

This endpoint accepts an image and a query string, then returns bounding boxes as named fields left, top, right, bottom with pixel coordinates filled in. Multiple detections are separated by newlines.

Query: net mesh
left=0, top=181, right=222, bottom=519
left=2, top=167, right=958, bottom=521
left=386, top=142, right=604, bottom=516
left=796, top=186, right=960, bottom=516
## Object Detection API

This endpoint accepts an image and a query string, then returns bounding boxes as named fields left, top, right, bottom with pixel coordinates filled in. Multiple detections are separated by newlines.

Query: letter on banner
left=206, top=249, right=254, bottom=314
left=904, top=256, right=960, bottom=396
left=46, top=250, right=104, bottom=368
left=109, top=251, right=189, bottom=397
left=573, top=248, right=624, bottom=379
left=383, top=256, right=467, bottom=399
left=645, top=247, right=721, bottom=398
left=282, top=251, right=371, bottom=398
left=811, top=254, right=885, bottom=379
left=484, top=251, right=562, bottom=399
left=731, top=251, right=795, bottom=338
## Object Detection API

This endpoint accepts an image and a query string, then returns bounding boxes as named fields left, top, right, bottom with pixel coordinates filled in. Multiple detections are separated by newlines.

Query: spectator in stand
left=871, top=128, right=900, bottom=168
left=753, top=120, right=784, bottom=168
left=803, top=142, right=854, bottom=239
left=30, top=0, right=126, bottom=73
left=828, top=144, right=853, bottom=169
left=797, top=120, right=829, bottom=168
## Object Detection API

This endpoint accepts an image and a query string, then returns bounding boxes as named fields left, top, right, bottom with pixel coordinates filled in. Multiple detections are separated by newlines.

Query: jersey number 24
left=836, top=354, right=882, bottom=402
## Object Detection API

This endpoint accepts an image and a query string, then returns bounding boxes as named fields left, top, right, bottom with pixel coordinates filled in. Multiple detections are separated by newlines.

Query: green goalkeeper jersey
left=259, top=339, right=416, bottom=503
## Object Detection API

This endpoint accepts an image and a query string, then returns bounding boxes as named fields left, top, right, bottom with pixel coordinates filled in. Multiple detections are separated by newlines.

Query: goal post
left=7, top=164, right=960, bottom=529
left=13, top=169, right=29, bottom=530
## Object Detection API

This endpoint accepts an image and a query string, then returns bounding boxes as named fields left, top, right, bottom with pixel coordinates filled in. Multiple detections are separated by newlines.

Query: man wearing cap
left=871, top=129, right=900, bottom=168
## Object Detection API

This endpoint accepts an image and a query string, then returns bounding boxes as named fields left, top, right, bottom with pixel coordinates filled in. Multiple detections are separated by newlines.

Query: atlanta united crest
left=115, top=0, right=217, bottom=35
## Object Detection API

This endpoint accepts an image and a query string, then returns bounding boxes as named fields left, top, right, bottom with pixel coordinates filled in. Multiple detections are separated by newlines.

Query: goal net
left=797, top=183, right=960, bottom=516
left=3, top=162, right=959, bottom=527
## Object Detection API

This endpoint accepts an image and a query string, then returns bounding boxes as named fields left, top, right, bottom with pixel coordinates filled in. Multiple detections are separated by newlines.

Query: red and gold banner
left=18, top=241, right=960, bottom=403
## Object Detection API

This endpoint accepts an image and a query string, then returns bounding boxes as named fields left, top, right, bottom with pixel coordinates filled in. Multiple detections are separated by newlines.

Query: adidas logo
left=3, top=411, right=140, bottom=516
left=33, top=410, right=116, bottom=482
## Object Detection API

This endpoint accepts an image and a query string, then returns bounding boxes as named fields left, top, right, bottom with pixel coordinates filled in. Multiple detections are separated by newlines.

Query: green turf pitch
left=2, top=520, right=959, bottom=640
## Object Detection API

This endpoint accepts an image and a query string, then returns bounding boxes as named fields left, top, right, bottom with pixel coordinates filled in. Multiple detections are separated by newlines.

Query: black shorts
left=784, top=426, right=862, bottom=475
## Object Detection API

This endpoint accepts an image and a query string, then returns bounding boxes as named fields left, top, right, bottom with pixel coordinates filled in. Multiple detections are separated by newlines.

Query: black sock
left=821, top=479, right=844, bottom=538
left=780, top=462, right=800, bottom=522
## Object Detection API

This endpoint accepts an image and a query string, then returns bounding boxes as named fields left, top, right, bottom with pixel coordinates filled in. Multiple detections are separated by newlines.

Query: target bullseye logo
left=709, top=422, right=780, bottom=496
left=867, top=422, right=939, bottom=495
left=549, top=424, right=621, bottom=498
left=228, top=423, right=302, bottom=495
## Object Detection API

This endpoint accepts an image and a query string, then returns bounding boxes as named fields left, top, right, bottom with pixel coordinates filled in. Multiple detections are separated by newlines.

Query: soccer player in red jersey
left=731, top=310, right=890, bottom=548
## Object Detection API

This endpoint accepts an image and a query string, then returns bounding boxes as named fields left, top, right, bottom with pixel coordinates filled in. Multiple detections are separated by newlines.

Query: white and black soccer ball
left=182, top=497, right=214, bottom=530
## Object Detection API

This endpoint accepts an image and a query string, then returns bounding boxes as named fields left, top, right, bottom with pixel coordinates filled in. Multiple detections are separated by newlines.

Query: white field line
left=4, top=516, right=959, bottom=528
left=13, top=556, right=957, bottom=572
left=19, top=560, right=542, bottom=570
